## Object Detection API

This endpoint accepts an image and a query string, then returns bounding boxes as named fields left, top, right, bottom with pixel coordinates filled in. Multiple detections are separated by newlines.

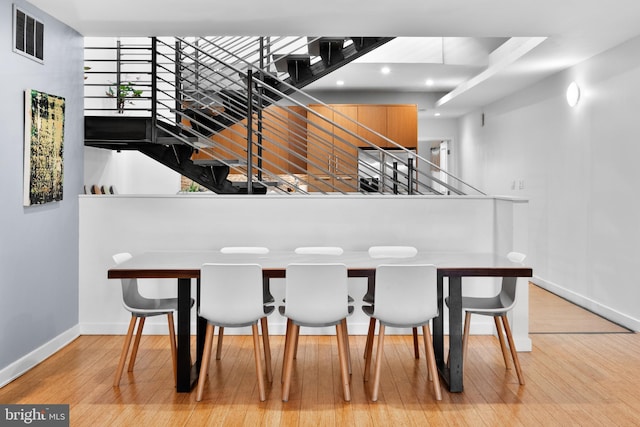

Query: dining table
left=107, top=250, right=532, bottom=393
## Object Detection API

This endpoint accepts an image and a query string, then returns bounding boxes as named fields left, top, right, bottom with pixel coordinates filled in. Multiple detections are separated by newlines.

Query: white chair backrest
left=112, top=252, right=145, bottom=311
left=200, top=263, right=265, bottom=325
left=112, top=252, right=132, bottom=265
left=507, top=252, right=526, bottom=263
left=499, top=252, right=527, bottom=310
left=220, top=247, right=269, bottom=255
left=368, top=246, right=418, bottom=259
left=294, top=246, right=344, bottom=255
left=284, top=263, right=349, bottom=327
left=373, top=264, right=438, bottom=327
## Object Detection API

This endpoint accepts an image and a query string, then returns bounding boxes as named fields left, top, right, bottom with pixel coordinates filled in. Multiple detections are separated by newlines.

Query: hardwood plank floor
left=529, top=283, right=630, bottom=333
left=1, top=290, right=639, bottom=426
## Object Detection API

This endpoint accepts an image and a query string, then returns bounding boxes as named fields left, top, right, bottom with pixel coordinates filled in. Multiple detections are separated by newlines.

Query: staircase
left=84, top=37, right=484, bottom=196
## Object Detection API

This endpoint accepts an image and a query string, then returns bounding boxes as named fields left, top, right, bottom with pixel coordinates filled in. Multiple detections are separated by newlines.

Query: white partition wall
left=79, top=194, right=530, bottom=350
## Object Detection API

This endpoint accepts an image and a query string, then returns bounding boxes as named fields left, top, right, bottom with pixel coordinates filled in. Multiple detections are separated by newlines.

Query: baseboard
left=532, top=276, right=639, bottom=332
left=0, top=325, right=80, bottom=388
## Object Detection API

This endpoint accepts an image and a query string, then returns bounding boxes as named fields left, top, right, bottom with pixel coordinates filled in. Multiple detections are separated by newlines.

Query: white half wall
left=79, top=194, right=531, bottom=350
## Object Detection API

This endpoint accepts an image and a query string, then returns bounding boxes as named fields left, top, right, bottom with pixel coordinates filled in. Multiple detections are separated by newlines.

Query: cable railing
left=84, top=36, right=485, bottom=196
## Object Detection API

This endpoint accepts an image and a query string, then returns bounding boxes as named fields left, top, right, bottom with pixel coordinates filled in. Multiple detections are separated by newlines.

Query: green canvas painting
left=23, top=89, right=65, bottom=206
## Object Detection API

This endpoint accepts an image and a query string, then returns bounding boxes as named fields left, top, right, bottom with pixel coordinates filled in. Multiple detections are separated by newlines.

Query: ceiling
left=28, top=0, right=640, bottom=117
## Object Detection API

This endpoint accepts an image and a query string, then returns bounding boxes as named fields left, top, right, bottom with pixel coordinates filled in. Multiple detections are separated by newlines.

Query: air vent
left=13, top=5, right=44, bottom=63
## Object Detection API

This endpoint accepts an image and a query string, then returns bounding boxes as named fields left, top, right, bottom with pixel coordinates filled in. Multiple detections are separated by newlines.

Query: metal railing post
left=246, top=69, right=254, bottom=194
left=408, top=158, right=414, bottom=195
left=393, top=161, right=399, bottom=194
left=151, top=37, right=158, bottom=142
left=116, top=40, right=122, bottom=113
left=175, top=39, right=181, bottom=123
left=257, top=38, right=264, bottom=181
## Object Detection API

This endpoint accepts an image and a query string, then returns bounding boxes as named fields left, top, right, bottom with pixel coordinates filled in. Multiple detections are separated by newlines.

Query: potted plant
left=106, top=82, right=143, bottom=113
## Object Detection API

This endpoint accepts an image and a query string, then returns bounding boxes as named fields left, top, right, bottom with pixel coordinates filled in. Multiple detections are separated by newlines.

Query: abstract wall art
left=23, top=89, right=65, bottom=206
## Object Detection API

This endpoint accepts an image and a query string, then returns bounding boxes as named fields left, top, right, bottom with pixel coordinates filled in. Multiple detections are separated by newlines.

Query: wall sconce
left=566, top=81, right=580, bottom=107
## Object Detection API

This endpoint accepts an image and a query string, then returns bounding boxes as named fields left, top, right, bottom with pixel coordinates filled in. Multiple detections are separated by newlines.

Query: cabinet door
left=260, top=106, right=289, bottom=174
left=287, top=106, right=307, bottom=175
left=306, top=105, right=334, bottom=192
left=332, top=105, right=359, bottom=192
left=387, top=105, right=417, bottom=148
left=357, top=105, right=388, bottom=147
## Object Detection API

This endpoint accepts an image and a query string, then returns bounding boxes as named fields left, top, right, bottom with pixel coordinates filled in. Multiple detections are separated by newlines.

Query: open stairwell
left=84, top=36, right=483, bottom=196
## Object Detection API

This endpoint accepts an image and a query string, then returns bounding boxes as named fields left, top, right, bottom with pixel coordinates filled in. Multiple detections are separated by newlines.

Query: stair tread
left=193, top=158, right=247, bottom=167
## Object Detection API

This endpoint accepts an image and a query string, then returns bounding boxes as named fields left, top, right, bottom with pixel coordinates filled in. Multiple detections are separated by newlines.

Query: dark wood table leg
left=447, top=275, right=464, bottom=392
left=177, top=277, right=196, bottom=392
left=434, top=273, right=446, bottom=381
left=196, top=278, right=206, bottom=371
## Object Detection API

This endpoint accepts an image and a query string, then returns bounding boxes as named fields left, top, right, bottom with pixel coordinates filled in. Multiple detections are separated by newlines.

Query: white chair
left=362, top=264, right=442, bottom=401
left=196, top=263, right=274, bottom=401
left=215, top=247, right=272, bottom=361
left=280, top=263, right=353, bottom=402
left=447, top=251, right=526, bottom=385
left=111, top=252, right=194, bottom=387
left=364, top=246, right=421, bottom=360
left=289, top=246, right=352, bottom=367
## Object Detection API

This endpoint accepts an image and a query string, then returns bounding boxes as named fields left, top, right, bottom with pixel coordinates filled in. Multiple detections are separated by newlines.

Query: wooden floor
left=529, top=283, right=630, bottom=333
left=1, top=290, right=639, bottom=426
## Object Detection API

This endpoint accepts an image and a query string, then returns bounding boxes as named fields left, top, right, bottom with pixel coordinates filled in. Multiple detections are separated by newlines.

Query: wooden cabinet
left=307, top=104, right=358, bottom=192
left=386, top=105, right=417, bottom=148
left=192, top=105, right=307, bottom=175
left=357, top=105, right=388, bottom=147
left=191, top=103, right=417, bottom=191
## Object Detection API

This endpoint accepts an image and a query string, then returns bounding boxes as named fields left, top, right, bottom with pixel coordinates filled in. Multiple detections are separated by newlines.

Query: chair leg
left=422, top=324, right=442, bottom=401
left=128, top=317, right=145, bottom=372
left=167, top=312, right=177, bottom=386
left=251, top=323, right=266, bottom=401
left=363, top=319, right=376, bottom=382
left=260, top=317, right=273, bottom=383
left=282, top=318, right=293, bottom=384
left=412, top=327, right=420, bottom=359
left=216, top=326, right=224, bottom=360
left=293, top=324, right=300, bottom=360
left=500, top=315, right=525, bottom=385
left=364, top=317, right=376, bottom=360
left=371, top=324, right=386, bottom=402
left=196, top=323, right=215, bottom=401
left=282, top=323, right=299, bottom=402
left=494, top=316, right=511, bottom=369
left=341, top=319, right=352, bottom=377
left=114, top=316, right=137, bottom=387
left=336, top=322, right=351, bottom=402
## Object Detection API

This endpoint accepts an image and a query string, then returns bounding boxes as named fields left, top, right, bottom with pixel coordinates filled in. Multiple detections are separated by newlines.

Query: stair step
left=193, top=158, right=247, bottom=167
left=308, top=37, right=346, bottom=66
left=273, top=54, right=313, bottom=83
left=156, top=136, right=198, bottom=145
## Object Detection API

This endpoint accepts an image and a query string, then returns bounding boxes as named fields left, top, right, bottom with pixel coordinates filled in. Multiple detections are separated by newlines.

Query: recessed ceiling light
left=426, top=79, right=434, bottom=86
left=381, top=66, right=390, bottom=75
left=434, top=112, right=441, bottom=117
left=336, top=80, right=345, bottom=86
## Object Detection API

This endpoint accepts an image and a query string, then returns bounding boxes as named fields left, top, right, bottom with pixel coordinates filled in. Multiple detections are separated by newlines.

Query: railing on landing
left=84, top=36, right=485, bottom=196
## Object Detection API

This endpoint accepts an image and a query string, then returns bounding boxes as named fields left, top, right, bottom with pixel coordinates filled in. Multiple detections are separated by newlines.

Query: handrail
left=84, top=36, right=486, bottom=196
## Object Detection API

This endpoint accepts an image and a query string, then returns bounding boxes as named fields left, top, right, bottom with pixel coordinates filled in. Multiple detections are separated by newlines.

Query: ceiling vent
left=13, top=5, right=44, bottom=63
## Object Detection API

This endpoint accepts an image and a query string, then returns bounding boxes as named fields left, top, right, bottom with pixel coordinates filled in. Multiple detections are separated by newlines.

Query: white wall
left=0, top=0, right=83, bottom=385
left=84, top=147, right=181, bottom=194
left=457, top=35, right=640, bottom=331
left=79, top=195, right=530, bottom=349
